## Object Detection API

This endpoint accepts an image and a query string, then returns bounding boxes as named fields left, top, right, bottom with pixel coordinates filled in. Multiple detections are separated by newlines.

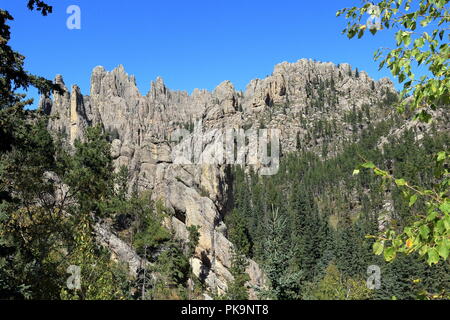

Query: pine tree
left=226, top=248, right=250, bottom=300
left=259, top=209, right=302, bottom=300
left=227, top=209, right=252, bottom=257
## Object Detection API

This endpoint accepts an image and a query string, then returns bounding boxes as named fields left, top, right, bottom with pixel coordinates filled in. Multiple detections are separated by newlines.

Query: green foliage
left=356, top=152, right=449, bottom=265
left=304, top=264, right=372, bottom=300
left=229, top=117, right=449, bottom=299
left=132, top=204, right=171, bottom=257
left=337, top=0, right=449, bottom=122
left=258, top=209, right=303, bottom=300
left=338, top=3, right=449, bottom=300
left=0, top=107, right=64, bottom=299
left=187, top=225, right=200, bottom=258
left=60, top=214, right=128, bottom=300
left=0, top=117, right=132, bottom=299
left=226, top=209, right=252, bottom=257
left=148, top=242, right=191, bottom=300
left=225, top=248, right=250, bottom=300
left=61, top=126, right=115, bottom=214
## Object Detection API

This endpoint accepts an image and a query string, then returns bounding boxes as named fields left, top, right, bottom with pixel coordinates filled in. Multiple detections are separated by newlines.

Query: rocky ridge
left=40, top=58, right=400, bottom=297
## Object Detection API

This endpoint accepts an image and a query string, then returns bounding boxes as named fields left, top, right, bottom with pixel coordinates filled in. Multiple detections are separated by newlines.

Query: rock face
left=41, top=59, right=398, bottom=297
left=94, top=222, right=151, bottom=278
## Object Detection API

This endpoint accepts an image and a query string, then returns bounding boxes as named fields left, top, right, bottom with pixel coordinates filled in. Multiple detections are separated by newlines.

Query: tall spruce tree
left=259, top=209, right=302, bottom=300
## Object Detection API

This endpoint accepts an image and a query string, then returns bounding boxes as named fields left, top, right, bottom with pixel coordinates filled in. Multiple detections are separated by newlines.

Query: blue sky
left=4, top=0, right=399, bottom=108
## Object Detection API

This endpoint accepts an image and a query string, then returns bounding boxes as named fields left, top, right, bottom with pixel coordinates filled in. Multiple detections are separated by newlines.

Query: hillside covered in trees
left=228, top=117, right=449, bottom=300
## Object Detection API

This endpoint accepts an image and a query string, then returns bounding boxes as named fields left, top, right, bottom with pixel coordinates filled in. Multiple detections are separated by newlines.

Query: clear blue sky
left=4, top=0, right=399, bottom=108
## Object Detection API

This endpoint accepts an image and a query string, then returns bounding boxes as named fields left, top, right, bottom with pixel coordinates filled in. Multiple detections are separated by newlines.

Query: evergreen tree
left=227, top=209, right=252, bottom=257
left=226, top=248, right=250, bottom=300
left=259, top=209, right=302, bottom=300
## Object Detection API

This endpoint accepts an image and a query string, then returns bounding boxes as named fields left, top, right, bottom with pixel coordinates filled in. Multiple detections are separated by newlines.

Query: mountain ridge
left=39, top=58, right=416, bottom=297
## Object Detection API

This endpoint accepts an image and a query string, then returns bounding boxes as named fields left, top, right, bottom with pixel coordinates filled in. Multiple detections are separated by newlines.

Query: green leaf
left=373, top=241, right=384, bottom=255
left=374, top=168, right=388, bottom=176
left=419, top=244, right=429, bottom=256
left=426, top=211, right=438, bottom=222
left=395, top=179, right=407, bottom=186
left=435, top=220, right=445, bottom=234
left=358, top=29, right=365, bottom=39
left=395, top=31, right=403, bottom=45
left=439, top=202, right=450, bottom=214
left=352, top=169, right=360, bottom=176
left=384, top=247, right=396, bottom=262
left=427, top=248, right=439, bottom=265
left=437, top=242, right=449, bottom=260
left=362, top=162, right=375, bottom=169
left=419, top=225, right=430, bottom=239
left=443, top=215, right=450, bottom=231
left=415, top=110, right=432, bottom=123
left=414, top=37, right=425, bottom=48
left=437, top=151, right=446, bottom=162
left=404, top=80, right=412, bottom=88
left=393, top=238, right=403, bottom=249
left=409, top=194, right=418, bottom=207
left=403, top=33, right=411, bottom=46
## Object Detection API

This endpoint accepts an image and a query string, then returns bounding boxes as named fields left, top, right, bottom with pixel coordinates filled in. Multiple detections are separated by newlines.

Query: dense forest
left=227, top=117, right=449, bottom=300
